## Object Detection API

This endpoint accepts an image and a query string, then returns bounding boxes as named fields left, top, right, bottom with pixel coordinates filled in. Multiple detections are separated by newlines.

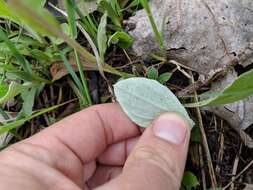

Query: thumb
left=97, top=113, right=190, bottom=190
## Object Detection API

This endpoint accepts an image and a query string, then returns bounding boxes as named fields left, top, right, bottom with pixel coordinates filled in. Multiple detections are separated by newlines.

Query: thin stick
left=216, top=119, right=224, bottom=174
left=190, top=71, right=218, bottom=189
left=123, top=49, right=132, bottom=63
left=199, top=145, right=207, bottom=190
left=229, top=145, right=242, bottom=190
left=222, top=160, right=253, bottom=190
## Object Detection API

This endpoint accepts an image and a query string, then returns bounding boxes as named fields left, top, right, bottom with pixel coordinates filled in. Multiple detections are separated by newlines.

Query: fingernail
left=153, top=113, right=188, bottom=145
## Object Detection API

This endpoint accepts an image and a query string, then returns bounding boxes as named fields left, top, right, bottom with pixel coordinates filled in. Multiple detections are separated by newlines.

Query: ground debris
left=128, top=0, right=253, bottom=144
left=128, top=0, right=253, bottom=77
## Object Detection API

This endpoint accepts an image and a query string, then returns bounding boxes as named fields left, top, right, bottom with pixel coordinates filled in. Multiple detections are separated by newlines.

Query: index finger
left=27, top=103, right=140, bottom=163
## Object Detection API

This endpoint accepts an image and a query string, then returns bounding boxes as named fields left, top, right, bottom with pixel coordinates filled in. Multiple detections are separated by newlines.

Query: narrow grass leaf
left=0, top=102, right=69, bottom=135
left=64, top=0, right=77, bottom=39
left=110, top=0, right=122, bottom=18
left=0, top=0, right=20, bottom=23
left=108, top=31, right=134, bottom=49
left=0, top=82, right=31, bottom=104
left=8, top=0, right=60, bottom=36
left=97, top=12, right=108, bottom=64
left=7, top=0, right=130, bottom=78
left=98, top=0, right=121, bottom=27
left=140, top=0, right=164, bottom=51
left=114, top=77, right=194, bottom=128
left=125, top=0, right=140, bottom=9
left=186, top=69, right=253, bottom=107
left=8, top=0, right=97, bottom=65
left=0, top=64, right=49, bottom=83
left=0, top=84, right=8, bottom=98
left=60, top=51, right=84, bottom=93
left=0, top=28, right=31, bottom=73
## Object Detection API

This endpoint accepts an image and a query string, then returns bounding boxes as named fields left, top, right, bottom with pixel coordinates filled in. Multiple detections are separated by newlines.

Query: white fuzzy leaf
left=114, top=77, right=194, bottom=128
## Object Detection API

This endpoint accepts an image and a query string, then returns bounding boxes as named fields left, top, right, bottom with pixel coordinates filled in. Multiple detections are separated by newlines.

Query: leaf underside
left=114, top=77, right=194, bottom=128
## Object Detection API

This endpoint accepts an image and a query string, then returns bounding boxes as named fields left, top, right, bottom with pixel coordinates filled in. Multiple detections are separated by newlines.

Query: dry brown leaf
left=128, top=0, right=253, bottom=145
left=128, top=0, right=253, bottom=77
left=50, top=56, right=98, bottom=81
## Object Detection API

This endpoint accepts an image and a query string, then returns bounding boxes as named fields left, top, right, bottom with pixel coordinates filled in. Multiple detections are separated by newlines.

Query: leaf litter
left=127, top=0, right=253, bottom=144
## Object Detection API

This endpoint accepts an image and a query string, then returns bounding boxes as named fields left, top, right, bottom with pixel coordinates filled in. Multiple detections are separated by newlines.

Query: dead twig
left=229, top=145, right=242, bottom=190
left=222, top=160, right=253, bottom=190
left=216, top=119, right=224, bottom=174
left=190, top=71, right=218, bottom=189
left=199, top=145, right=207, bottom=190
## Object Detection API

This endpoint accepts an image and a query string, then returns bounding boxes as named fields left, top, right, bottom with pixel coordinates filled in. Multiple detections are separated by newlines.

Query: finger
left=84, top=161, right=96, bottom=181
left=26, top=103, right=139, bottom=163
left=98, top=136, right=139, bottom=166
left=97, top=113, right=190, bottom=190
left=87, top=165, right=122, bottom=189
left=19, top=103, right=139, bottom=187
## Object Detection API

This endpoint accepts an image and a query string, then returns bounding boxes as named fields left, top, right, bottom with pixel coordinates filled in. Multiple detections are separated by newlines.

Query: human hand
left=0, top=103, right=190, bottom=190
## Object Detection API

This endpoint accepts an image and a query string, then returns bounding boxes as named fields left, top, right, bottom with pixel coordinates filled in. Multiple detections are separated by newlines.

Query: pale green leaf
left=186, top=69, right=253, bottom=107
left=114, top=77, right=194, bottom=128
left=19, top=87, right=38, bottom=117
left=97, top=12, right=108, bottom=64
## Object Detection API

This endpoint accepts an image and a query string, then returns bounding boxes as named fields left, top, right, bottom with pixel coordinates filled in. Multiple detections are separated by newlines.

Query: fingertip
left=152, top=113, right=190, bottom=145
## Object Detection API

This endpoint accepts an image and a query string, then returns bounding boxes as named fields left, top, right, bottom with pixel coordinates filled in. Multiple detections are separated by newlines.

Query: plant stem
left=140, top=0, right=165, bottom=52
left=74, top=50, right=92, bottom=106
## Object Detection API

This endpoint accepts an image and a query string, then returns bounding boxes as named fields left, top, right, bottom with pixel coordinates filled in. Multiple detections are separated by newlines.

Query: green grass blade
left=76, top=6, right=97, bottom=42
left=59, top=51, right=84, bottom=93
left=64, top=0, right=92, bottom=106
left=0, top=82, right=32, bottom=104
left=74, top=50, right=92, bottom=106
left=0, top=101, right=72, bottom=135
left=140, top=0, right=165, bottom=52
left=0, top=0, right=20, bottom=24
left=186, top=69, right=253, bottom=107
left=110, top=0, right=122, bottom=18
left=98, top=0, right=121, bottom=27
left=8, top=0, right=60, bottom=36
left=8, top=0, right=96, bottom=64
left=64, top=0, right=77, bottom=39
left=0, top=64, right=50, bottom=83
left=0, top=27, right=31, bottom=73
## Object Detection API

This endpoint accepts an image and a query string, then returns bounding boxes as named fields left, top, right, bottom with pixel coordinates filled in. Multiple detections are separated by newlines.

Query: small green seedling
left=182, top=171, right=199, bottom=190
left=147, top=67, right=172, bottom=84
left=114, top=77, right=194, bottom=128
left=108, top=31, right=134, bottom=49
